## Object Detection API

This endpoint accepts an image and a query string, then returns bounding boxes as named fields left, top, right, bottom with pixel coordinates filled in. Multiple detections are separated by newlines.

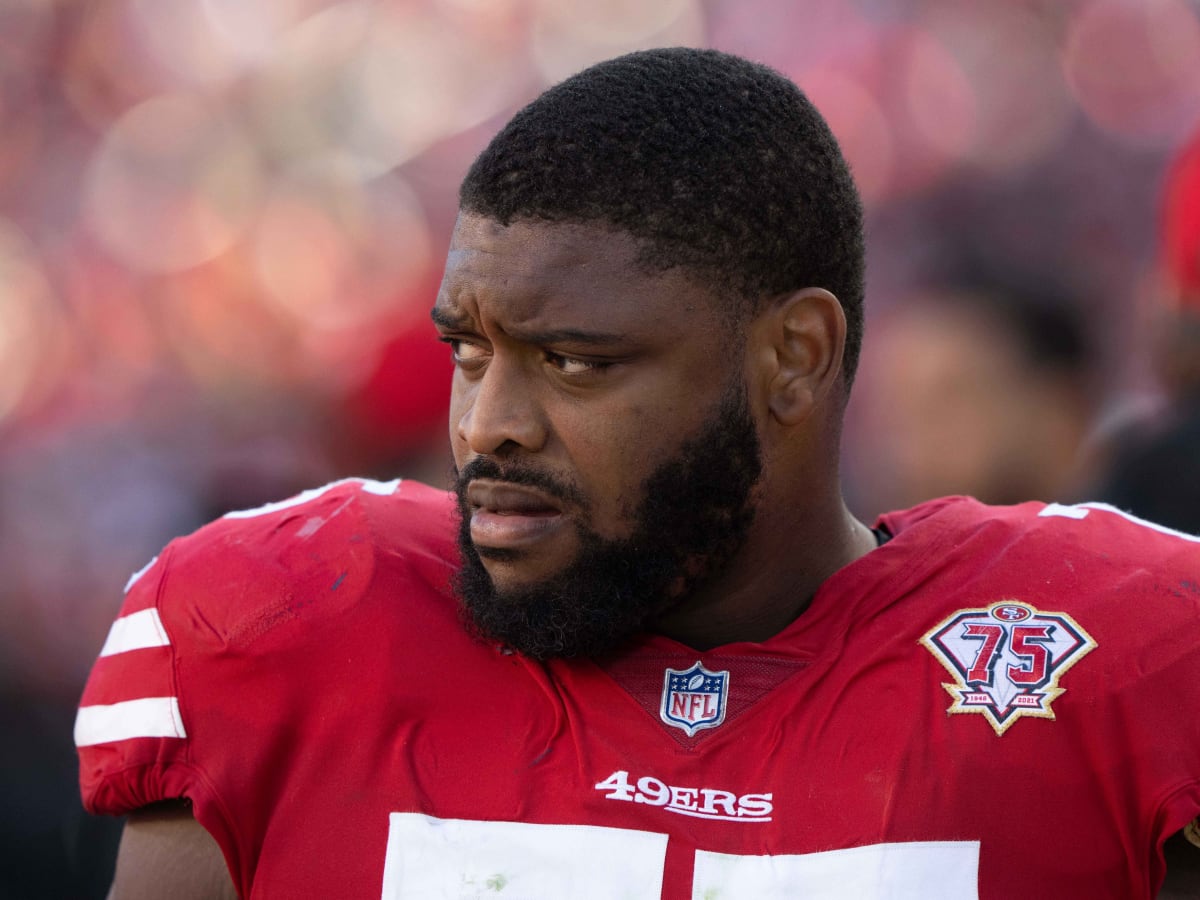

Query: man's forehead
left=440, top=214, right=675, bottom=316
left=440, top=220, right=597, bottom=321
left=434, top=213, right=734, bottom=349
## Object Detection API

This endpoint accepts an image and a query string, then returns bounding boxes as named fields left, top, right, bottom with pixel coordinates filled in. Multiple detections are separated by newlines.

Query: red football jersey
left=77, top=478, right=1200, bottom=899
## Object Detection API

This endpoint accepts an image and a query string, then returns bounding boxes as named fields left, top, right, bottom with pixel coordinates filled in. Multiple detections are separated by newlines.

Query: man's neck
left=650, top=500, right=877, bottom=650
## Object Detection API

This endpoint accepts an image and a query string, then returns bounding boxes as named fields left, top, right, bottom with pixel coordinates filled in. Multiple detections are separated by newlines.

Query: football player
left=78, top=48, right=1200, bottom=898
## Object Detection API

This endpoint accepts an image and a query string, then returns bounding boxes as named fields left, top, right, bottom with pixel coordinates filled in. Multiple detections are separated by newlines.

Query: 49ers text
left=594, top=770, right=772, bottom=822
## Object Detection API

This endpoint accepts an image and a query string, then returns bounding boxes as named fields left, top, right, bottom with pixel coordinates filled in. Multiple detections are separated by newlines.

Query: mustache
left=454, top=457, right=588, bottom=509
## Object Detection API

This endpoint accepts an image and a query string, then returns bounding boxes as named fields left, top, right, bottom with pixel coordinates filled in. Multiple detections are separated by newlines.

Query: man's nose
left=455, top=357, right=548, bottom=456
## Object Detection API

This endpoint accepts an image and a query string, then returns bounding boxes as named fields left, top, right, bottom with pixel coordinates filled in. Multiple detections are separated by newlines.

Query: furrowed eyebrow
left=430, top=307, right=625, bottom=347
left=430, top=307, right=469, bottom=330
left=510, top=327, right=624, bottom=346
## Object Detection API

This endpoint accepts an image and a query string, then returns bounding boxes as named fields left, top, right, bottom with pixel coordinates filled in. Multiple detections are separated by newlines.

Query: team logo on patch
left=660, top=661, right=729, bottom=736
left=921, top=601, right=1096, bottom=735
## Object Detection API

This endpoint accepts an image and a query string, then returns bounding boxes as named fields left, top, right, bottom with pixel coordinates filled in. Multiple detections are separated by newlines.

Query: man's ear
left=753, top=288, right=846, bottom=426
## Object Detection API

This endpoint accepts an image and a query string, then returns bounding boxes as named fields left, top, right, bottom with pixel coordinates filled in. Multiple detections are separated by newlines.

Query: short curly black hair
left=459, top=46, right=866, bottom=385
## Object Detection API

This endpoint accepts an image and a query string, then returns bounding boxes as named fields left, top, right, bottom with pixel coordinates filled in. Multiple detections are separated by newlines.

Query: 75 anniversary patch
left=921, top=601, right=1096, bottom=735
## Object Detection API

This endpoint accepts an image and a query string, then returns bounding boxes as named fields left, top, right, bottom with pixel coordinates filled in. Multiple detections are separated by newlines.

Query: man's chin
left=453, top=545, right=653, bottom=660
left=471, top=543, right=580, bottom=596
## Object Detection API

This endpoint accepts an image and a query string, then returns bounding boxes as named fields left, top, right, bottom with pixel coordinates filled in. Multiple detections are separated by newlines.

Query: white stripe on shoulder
left=1040, top=501, right=1200, bottom=541
left=223, top=477, right=402, bottom=519
left=1038, top=503, right=1089, bottom=520
left=99, top=608, right=171, bottom=657
left=74, top=697, right=187, bottom=747
left=361, top=477, right=403, bottom=496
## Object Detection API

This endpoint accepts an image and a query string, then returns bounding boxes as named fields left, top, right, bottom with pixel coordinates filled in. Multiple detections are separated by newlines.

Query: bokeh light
left=900, top=28, right=977, bottom=169
left=201, top=0, right=318, bottom=69
left=712, top=0, right=876, bottom=73
left=925, top=4, right=1072, bottom=174
left=0, top=221, right=70, bottom=422
left=1063, top=0, right=1200, bottom=146
left=61, top=0, right=182, bottom=130
left=530, top=0, right=706, bottom=83
left=83, top=93, right=263, bottom=272
left=252, top=167, right=433, bottom=333
left=0, top=70, right=45, bottom=196
left=249, top=2, right=527, bottom=179
left=127, top=0, right=259, bottom=86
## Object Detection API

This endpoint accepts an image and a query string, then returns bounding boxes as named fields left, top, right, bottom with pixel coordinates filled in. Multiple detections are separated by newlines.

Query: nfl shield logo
left=660, top=661, right=730, bottom=736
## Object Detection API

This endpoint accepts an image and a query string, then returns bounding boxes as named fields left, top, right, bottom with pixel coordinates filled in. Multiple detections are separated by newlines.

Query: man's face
left=433, top=214, right=763, bottom=658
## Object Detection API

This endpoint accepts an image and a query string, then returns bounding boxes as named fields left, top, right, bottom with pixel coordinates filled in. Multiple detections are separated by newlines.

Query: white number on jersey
left=378, top=813, right=980, bottom=899
left=1040, top=502, right=1200, bottom=542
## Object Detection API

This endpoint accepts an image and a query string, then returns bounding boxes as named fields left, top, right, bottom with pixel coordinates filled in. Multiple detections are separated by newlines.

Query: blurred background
left=2, top=0, right=1199, bottom=895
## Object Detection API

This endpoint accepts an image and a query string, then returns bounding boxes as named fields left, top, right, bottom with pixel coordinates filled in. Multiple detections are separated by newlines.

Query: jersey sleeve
left=887, top=497, right=1200, bottom=858
left=1037, top=502, right=1200, bottom=845
left=75, top=476, right=456, bottom=822
left=75, top=476, right=459, bottom=896
left=76, top=477, right=383, bottom=819
left=75, top=547, right=203, bottom=816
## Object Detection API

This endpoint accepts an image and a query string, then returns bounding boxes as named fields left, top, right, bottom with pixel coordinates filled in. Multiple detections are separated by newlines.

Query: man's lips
left=465, top=479, right=568, bottom=549
left=466, top=480, right=564, bottom=515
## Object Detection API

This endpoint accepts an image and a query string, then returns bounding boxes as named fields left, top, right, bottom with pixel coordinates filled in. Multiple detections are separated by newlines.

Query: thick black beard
left=452, top=382, right=763, bottom=660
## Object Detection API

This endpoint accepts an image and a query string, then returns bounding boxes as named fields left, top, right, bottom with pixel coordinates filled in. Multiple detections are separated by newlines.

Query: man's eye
left=442, top=338, right=487, bottom=365
left=544, top=351, right=609, bottom=375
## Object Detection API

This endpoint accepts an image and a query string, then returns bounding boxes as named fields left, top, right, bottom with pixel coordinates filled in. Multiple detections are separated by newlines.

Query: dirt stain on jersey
left=485, top=873, right=508, bottom=891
